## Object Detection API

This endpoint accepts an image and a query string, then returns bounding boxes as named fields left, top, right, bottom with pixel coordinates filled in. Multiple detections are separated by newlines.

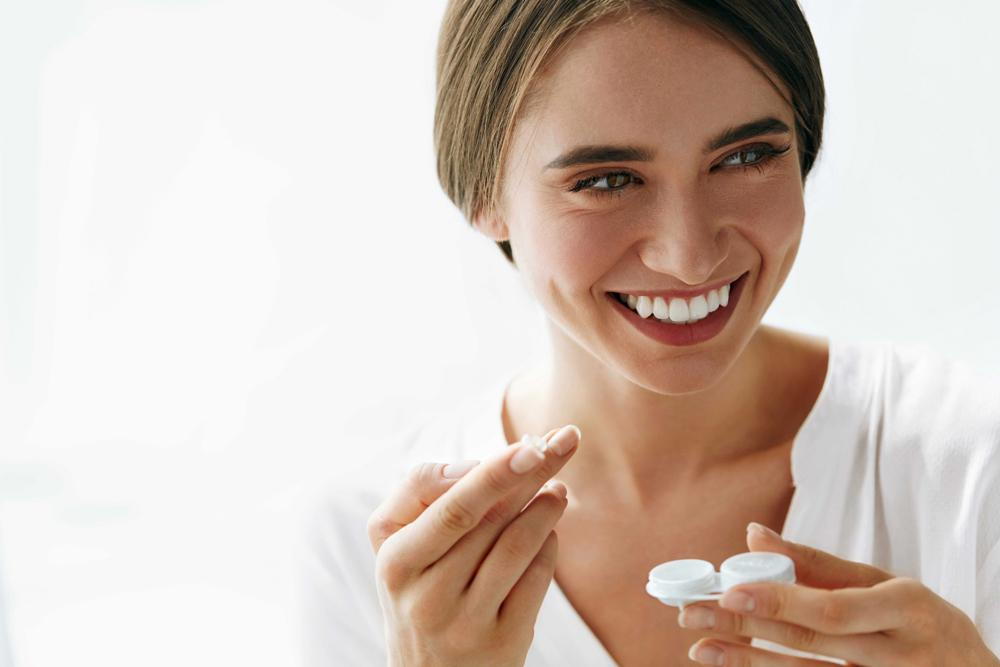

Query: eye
left=568, top=171, right=644, bottom=200
left=566, top=142, right=793, bottom=200
left=714, top=143, right=793, bottom=175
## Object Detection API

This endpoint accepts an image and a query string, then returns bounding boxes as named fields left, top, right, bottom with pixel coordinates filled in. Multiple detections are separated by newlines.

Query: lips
left=607, top=271, right=749, bottom=346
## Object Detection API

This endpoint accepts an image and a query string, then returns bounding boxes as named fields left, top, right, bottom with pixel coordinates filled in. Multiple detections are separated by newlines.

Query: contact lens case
left=646, top=551, right=795, bottom=607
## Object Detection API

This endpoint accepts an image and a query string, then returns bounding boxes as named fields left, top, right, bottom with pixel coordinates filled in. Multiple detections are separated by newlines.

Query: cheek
left=518, top=200, right=624, bottom=281
left=725, top=179, right=805, bottom=252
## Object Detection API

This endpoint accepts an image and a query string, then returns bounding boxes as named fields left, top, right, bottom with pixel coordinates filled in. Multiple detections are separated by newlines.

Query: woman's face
left=479, top=10, right=806, bottom=393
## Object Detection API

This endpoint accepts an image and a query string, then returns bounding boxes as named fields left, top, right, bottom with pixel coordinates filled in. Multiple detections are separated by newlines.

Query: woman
left=297, top=1, right=1000, bottom=664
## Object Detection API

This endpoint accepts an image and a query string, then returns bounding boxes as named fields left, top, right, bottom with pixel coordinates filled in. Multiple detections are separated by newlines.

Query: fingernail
left=545, top=479, right=568, bottom=499
left=442, top=460, right=479, bottom=479
left=689, top=643, right=724, bottom=665
left=547, top=424, right=580, bottom=456
left=747, top=522, right=780, bottom=540
left=720, top=590, right=755, bottom=613
left=510, top=442, right=545, bottom=474
left=678, top=606, right=715, bottom=629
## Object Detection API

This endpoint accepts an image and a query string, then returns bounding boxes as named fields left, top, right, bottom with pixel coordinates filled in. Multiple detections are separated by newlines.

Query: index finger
left=720, top=577, right=915, bottom=635
left=367, top=460, right=480, bottom=555
left=366, top=428, right=561, bottom=556
left=388, top=426, right=578, bottom=574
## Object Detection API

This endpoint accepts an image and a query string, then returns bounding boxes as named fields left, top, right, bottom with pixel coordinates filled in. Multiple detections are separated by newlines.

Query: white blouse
left=295, top=337, right=1000, bottom=665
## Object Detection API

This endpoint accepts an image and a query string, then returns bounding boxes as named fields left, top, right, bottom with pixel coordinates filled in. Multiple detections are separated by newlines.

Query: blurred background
left=1, top=0, right=998, bottom=665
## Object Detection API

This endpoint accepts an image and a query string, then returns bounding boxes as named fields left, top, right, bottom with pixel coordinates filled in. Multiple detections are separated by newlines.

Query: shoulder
left=868, top=341, right=1000, bottom=535
left=874, top=340, right=1000, bottom=459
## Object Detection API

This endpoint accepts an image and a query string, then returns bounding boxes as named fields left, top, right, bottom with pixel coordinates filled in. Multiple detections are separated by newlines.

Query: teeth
left=652, top=297, right=669, bottom=319
left=707, top=290, right=720, bottom=312
left=636, top=295, right=653, bottom=318
left=615, top=278, right=737, bottom=324
left=689, top=294, right=709, bottom=319
left=668, top=297, right=689, bottom=322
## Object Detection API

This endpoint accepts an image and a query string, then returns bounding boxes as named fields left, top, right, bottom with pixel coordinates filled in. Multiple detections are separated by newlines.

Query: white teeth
left=615, top=276, right=739, bottom=324
left=668, top=297, right=689, bottom=322
left=707, top=290, right=720, bottom=312
left=652, top=297, right=669, bottom=319
left=636, top=295, right=653, bottom=318
left=689, top=294, right=709, bottom=319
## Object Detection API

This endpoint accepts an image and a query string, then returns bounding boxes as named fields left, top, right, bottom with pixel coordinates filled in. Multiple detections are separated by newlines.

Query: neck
left=503, top=324, right=795, bottom=510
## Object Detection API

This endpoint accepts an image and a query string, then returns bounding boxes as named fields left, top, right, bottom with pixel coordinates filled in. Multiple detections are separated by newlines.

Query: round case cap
left=720, top=551, right=795, bottom=590
left=647, top=559, right=716, bottom=597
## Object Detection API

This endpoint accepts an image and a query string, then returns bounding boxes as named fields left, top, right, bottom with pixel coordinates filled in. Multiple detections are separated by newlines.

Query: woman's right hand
left=366, top=424, right=581, bottom=667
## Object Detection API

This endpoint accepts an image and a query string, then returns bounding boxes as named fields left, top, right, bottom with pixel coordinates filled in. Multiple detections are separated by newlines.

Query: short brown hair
left=434, top=0, right=825, bottom=267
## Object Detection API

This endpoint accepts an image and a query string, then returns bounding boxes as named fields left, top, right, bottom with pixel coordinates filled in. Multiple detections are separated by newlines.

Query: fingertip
left=442, top=459, right=480, bottom=479
left=747, top=522, right=781, bottom=540
left=545, top=479, right=568, bottom=499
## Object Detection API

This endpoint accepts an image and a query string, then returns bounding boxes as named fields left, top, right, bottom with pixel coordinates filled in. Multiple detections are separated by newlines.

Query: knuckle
left=819, top=597, right=847, bottom=631
left=534, top=531, right=559, bottom=568
left=375, top=547, right=410, bottom=593
left=728, top=610, right=751, bottom=636
left=401, top=590, right=447, bottom=631
left=482, top=466, right=510, bottom=496
left=762, top=589, right=786, bottom=619
left=480, top=496, right=513, bottom=527
left=498, top=526, right=537, bottom=563
left=799, top=544, right=825, bottom=571
left=893, top=578, right=934, bottom=629
left=901, top=577, right=930, bottom=603
left=435, top=497, right=479, bottom=534
left=366, top=512, right=397, bottom=548
left=784, top=621, right=820, bottom=649
left=407, top=461, right=436, bottom=485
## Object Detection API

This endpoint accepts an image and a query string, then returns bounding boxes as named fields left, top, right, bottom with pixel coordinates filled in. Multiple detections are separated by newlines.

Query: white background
left=1, top=0, right=998, bottom=665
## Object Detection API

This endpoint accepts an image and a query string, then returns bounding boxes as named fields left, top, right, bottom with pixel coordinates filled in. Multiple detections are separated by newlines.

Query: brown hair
left=433, top=0, right=825, bottom=267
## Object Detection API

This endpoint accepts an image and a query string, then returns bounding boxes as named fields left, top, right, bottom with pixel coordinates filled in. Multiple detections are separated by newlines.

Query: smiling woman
left=297, top=1, right=1000, bottom=666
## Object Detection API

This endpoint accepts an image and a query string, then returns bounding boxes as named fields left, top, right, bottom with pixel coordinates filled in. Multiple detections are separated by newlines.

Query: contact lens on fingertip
left=645, top=551, right=795, bottom=607
left=520, top=433, right=550, bottom=454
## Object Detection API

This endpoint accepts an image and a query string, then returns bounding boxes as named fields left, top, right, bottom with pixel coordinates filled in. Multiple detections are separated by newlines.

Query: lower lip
left=607, top=272, right=749, bottom=347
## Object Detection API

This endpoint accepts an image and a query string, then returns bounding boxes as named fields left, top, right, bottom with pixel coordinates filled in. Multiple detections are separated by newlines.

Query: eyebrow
left=543, top=116, right=791, bottom=170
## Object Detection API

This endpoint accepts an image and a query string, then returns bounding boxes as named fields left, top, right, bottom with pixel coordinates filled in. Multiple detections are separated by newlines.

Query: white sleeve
left=294, top=483, right=388, bottom=666
left=978, top=539, right=1000, bottom=659
left=972, top=396, right=1000, bottom=659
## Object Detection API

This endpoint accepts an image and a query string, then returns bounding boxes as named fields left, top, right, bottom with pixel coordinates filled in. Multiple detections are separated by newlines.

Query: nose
left=635, top=192, right=728, bottom=286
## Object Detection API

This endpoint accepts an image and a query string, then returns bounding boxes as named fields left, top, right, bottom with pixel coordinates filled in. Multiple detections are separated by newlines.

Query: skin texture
left=475, top=9, right=809, bottom=509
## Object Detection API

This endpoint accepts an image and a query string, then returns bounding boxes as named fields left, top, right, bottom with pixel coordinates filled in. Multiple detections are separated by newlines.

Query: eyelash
left=567, top=143, right=794, bottom=200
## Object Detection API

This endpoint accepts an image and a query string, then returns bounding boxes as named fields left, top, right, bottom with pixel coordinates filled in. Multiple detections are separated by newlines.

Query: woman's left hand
left=679, top=522, right=1000, bottom=666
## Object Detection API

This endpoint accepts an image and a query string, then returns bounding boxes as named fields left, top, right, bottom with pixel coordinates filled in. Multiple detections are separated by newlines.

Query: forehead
left=512, top=10, right=793, bottom=163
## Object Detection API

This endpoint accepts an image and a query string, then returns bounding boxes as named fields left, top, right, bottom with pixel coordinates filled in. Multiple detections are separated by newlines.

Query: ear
left=471, top=206, right=510, bottom=243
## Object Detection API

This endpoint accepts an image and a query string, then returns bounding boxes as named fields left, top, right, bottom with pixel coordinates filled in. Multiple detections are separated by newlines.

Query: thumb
left=745, top=522, right=893, bottom=589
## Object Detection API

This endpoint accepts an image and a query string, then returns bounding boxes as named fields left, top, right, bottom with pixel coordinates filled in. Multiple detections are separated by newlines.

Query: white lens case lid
left=646, top=551, right=795, bottom=607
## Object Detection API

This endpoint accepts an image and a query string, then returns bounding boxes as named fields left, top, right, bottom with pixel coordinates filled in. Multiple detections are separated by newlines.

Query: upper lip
left=609, top=271, right=746, bottom=300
